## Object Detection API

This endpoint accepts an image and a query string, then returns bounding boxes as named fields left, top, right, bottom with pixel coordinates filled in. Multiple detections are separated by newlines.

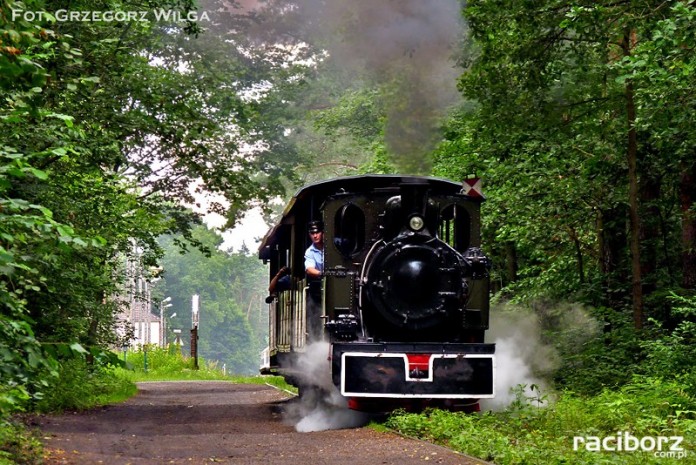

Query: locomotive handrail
left=357, top=239, right=385, bottom=340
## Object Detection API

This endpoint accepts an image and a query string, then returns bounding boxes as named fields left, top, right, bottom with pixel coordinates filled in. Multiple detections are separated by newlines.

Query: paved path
left=36, top=381, right=489, bottom=465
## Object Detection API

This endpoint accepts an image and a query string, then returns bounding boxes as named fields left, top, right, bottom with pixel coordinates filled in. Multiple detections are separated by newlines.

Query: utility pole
left=191, top=294, right=200, bottom=370
left=160, top=297, right=172, bottom=346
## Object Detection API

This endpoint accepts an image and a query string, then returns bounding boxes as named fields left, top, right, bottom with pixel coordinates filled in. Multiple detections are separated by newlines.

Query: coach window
left=439, top=204, right=470, bottom=252
left=334, top=204, right=365, bottom=257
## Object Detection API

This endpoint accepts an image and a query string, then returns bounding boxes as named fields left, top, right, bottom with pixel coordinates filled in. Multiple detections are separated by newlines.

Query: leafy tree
left=1, top=0, right=87, bottom=413
left=434, top=0, right=695, bottom=328
left=0, top=0, right=309, bottom=414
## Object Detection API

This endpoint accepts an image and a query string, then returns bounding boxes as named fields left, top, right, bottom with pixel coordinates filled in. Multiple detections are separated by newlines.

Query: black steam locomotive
left=259, top=175, right=495, bottom=411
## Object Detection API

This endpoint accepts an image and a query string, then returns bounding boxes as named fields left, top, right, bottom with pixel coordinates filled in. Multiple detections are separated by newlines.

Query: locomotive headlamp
left=409, top=215, right=425, bottom=231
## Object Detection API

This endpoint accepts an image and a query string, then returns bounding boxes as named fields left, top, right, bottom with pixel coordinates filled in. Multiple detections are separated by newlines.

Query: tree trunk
left=568, top=226, right=585, bottom=284
left=681, top=160, right=696, bottom=289
left=626, top=80, right=642, bottom=329
left=623, top=32, right=643, bottom=330
left=639, top=169, right=660, bottom=297
left=597, top=207, right=628, bottom=307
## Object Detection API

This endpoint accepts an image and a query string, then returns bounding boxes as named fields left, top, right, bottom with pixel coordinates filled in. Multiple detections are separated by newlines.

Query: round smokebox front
left=365, top=241, right=454, bottom=331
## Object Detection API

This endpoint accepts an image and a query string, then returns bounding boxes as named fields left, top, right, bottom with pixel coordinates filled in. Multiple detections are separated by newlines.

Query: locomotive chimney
left=399, top=178, right=429, bottom=216
left=399, top=178, right=431, bottom=234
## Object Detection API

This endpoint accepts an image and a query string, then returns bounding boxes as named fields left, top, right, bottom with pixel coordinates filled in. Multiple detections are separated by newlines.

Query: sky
left=216, top=208, right=268, bottom=253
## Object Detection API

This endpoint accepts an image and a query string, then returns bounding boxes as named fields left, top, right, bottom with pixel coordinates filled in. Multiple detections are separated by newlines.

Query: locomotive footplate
left=331, top=342, right=495, bottom=398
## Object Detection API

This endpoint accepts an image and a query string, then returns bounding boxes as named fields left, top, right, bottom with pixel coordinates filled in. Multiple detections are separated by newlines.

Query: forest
left=1, top=0, right=694, bottom=463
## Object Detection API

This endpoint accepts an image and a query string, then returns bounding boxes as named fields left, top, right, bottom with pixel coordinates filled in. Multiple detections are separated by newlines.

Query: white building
left=115, top=241, right=163, bottom=347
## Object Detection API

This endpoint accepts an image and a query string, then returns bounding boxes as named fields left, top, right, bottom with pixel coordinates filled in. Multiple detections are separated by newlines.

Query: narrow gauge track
left=35, top=381, right=491, bottom=465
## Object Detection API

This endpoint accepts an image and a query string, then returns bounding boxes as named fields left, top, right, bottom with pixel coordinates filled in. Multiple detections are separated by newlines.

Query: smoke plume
left=307, top=0, right=465, bottom=172
left=281, top=342, right=369, bottom=432
left=246, top=0, right=467, bottom=173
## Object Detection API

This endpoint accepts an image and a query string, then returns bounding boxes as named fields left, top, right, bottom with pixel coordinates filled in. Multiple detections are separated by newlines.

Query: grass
left=115, top=345, right=295, bottom=392
left=0, top=345, right=292, bottom=465
left=384, top=378, right=696, bottom=465
left=117, top=344, right=230, bottom=381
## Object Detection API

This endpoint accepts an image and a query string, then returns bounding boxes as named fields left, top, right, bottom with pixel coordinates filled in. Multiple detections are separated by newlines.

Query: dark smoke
left=236, top=0, right=260, bottom=11
left=247, top=0, right=467, bottom=173
left=304, top=1, right=465, bottom=172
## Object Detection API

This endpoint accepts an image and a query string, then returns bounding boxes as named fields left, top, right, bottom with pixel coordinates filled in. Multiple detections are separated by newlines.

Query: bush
left=0, top=420, right=42, bottom=465
left=33, top=358, right=136, bottom=413
left=552, top=307, right=643, bottom=395
left=0, top=317, right=57, bottom=419
left=641, top=293, right=696, bottom=380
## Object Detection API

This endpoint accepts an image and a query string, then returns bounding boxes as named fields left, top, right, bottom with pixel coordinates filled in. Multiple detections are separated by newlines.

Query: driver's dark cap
left=308, top=220, right=324, bottom=233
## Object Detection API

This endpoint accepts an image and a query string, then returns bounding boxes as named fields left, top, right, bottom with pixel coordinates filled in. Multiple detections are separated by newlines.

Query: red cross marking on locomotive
left=463, top=178, right=483, bottom=198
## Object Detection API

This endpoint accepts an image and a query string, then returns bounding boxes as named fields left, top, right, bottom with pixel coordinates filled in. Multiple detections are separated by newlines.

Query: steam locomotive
left=259, top=175, right=495, bottom=411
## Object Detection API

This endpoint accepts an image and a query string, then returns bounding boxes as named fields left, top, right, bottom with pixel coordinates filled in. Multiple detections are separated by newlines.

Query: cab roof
left=258, top=175, right=480, bottom=259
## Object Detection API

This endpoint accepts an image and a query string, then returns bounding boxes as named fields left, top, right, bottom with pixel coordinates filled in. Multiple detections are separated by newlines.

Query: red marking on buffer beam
left=407, top=354, right=431, bottom=378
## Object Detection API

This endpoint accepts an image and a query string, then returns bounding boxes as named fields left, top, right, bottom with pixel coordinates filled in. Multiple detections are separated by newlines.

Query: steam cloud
left=281, top=342, right=369, bottom=432
left=481, top=302, right=600, bottom=411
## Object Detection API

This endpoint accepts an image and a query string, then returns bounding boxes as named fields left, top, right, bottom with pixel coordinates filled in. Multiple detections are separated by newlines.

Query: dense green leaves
left=386, top=376, right=695, bottom=465
left=434, top=0, right=695, bottom=319
left=0, top=0, right=308, bottom=416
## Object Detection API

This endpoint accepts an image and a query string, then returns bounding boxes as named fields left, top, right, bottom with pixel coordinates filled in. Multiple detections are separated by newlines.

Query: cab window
left=334, top=204, right=365, bottom=257
left=439, top=204, right=470, bottom=252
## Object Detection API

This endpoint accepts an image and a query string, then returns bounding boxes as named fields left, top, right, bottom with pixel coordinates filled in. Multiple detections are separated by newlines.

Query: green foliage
left=433, top=0, right=695, bottom=315
left=1, top=0, right=312, bottom=424
left=0, top=420, right=42, bottom=465
left=357, top=143, right=397, bottom=175
left=641, top=293, right=696, bottom=379
left=386, top=377, right=696, bottom=465
left=280, top=78, right=392, bottom=183
left=158, top=226, right=268, bottom=375
left=546, top=292, right=694, bottom=397
left=552, top=307, right=642, bottom=395
left=33, top=357, right=136, bottom=413
left=0, top=317, right=57, bottom=418
left=612, top=1, right=696, bottom=161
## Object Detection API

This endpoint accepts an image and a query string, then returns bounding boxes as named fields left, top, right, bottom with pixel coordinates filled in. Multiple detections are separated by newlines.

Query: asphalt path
left=36, top=381, right=490, bottom=465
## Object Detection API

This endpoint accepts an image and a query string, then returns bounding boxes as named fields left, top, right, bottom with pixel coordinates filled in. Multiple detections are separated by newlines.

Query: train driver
left=304, top=220, right=324, bottom=279
left=304, top=220, right=324, bottom=340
